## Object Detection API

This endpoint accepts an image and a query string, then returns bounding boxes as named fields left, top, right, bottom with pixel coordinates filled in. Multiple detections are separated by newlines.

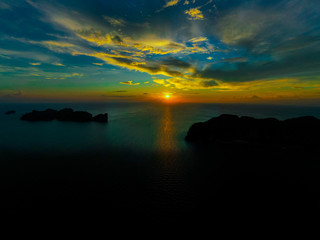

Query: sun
left=165, top=94, right=170, bottom=99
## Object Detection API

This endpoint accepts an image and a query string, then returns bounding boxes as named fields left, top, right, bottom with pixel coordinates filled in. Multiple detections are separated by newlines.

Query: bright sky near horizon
left=1, top=0, right=320, bottom=103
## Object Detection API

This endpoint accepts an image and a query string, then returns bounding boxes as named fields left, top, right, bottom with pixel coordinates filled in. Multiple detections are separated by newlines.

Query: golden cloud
left=76, top=31, right=113, bottom=46
left=185, top=8, right=204, bottom=20
left=153, top=79, right=167, bottom=85
left=24, top=4, right=221, bottom=90
left=165, top=77, right=218, bottom=89
left=72, top=49, right=221, bottom=90
left=163, top=0, right=180, bottom=8
left=30, top=5, right=212, bottom=58
left=52, top=63, right=65, bottom=66
left=189, top=37, right=208, bottom=43
left=120, top=81, right=140, bottom=85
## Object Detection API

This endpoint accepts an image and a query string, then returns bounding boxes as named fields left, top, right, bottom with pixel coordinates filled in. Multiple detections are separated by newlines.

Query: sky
left=1, top=0, right=320, bottom=104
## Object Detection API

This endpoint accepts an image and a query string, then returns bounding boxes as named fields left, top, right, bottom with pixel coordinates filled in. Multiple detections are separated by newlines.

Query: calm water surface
left=1, top=102, right=320, bottom=220
left=1, top=102, right=319, bottom=155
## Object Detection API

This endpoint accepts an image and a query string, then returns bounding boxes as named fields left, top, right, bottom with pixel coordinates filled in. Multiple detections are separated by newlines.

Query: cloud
left=72, top=51, right=195, bottom=80
left=120, top=81, right=140, bottom=85
left=196, top=49, right=320, bottom=83
left=39, top=41, right=77, bottom=53
left=251, top=95, right=261, bottom=99
left=101, top=94, right=136, bottom=98
left=0, top=90, right=25, bottom=99
left=188, top=0, right=320, bottom=85
left=30, top=62, right=41, bottom=66
left=153, top=79, right=167, bottom=85
left=12, top=90, right=24, bottom=96
left=20, top=0, right=320, bottom=94
left=76, top=31, right=113, bottom=46
left=189, top=37, right=208, bottom=43
left=40, top=10, right=199, bottom=57
left=70, top=73, right=83, bottom=77
left=160, top=57, right=192, bottom=69
left=8, top=37, right=80, bottom=55
left=42, top=41, right=74, bottom=47
left=163, top=0, right=181, bottom=8
left=103, top=16, right=125, bottom=27
left=0, top=48, right=59, bottom=63
left=53, top=63, right=65, bottom=66
left=182, top=92, right=200, bottom=95
left=185, top=8, right=204, bottom=20
left=153, top=77, right=219, bottom=89
left=215, top=1, right=320, bottom=55
left=221, top=57, right=248, bottom=63
left=0, top=2, right=242, bottom=91
left=165, top=77, right=218, bottom=89
left=0, top=2, right=11, bottom=9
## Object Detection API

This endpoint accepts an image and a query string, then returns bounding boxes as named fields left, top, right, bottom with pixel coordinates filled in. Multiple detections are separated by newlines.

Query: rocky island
left=21, top=108, right=108, bottom=123
left=185, top=114, right=320, bottom=146
left=5, top=110, right=16, bottom=115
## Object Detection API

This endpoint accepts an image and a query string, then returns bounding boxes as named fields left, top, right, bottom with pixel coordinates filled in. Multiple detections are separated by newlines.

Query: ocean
left=1, top=102, right=320, bottom=223
left=1, top=102, right=320, bottom=154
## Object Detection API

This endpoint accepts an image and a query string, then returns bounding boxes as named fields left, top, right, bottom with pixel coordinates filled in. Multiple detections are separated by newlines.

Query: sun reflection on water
left=157, top=106, right=178, bottom=156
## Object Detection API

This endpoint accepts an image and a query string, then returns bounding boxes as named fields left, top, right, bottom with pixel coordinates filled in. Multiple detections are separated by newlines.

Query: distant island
left=5, top=110, right=16, bottom=115
left=21, top=108, right=108, bottom=123
left=185, top=114, right=320, bottom=146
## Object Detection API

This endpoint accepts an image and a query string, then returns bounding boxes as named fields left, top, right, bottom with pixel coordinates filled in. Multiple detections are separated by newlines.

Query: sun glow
left=165, top=94, right=170, bottom=99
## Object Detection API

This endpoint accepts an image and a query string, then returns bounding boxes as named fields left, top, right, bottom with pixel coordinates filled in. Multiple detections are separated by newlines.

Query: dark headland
left=182, top=114, right=320, bottom=225
left=20, top=108, right=108, bottom=123
left=186, top=114, right=320, bottom=146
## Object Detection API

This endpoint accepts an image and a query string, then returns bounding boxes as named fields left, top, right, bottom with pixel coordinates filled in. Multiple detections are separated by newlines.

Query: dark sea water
left=2, top=102, right=320, bottom=154
left=1, top=102, right=320, bottom=226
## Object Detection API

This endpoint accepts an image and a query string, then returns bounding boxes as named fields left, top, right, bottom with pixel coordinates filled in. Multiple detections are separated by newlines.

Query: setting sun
left=165, top=94, right=170, bottom=99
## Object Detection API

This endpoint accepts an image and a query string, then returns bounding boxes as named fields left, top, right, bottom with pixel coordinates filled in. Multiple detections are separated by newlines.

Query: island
left=20, top=108, right=108, bottom=123
left=5, top=110, right=16, bottom=115
left=185, top=114, right=320, bottom=146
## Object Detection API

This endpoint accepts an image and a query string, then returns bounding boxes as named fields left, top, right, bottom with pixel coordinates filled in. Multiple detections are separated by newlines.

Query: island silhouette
left=20, top=108, right=108, bottom=123
left=186, top=114, right=320, bottom=146
left=5, top=110, right=16, bottom=115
